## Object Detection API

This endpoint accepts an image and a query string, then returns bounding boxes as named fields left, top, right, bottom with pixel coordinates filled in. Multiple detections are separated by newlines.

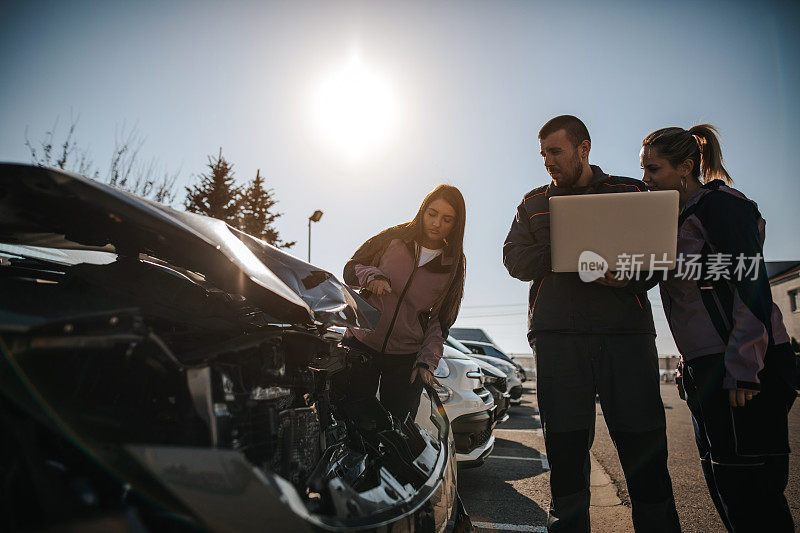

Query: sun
left=311, top=53, right=399, bottom=162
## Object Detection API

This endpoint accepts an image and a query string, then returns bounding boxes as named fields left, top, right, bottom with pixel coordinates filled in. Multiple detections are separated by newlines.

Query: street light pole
left=308, top=210, right=323, bottom=263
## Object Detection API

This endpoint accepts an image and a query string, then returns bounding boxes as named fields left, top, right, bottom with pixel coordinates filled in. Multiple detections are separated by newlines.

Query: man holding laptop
left=503, top=115, right=680, bottom=532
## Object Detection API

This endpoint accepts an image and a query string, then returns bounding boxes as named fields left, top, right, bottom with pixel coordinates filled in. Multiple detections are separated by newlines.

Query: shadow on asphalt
left=500, top=406, right=542, bottom=430
left=458, top=441, right=548, bottom=525
left=497, top=388, right=541, bottom=431
left=491, top=437, right=544, bottom=458
left=456, top=386, right=549, bottom=526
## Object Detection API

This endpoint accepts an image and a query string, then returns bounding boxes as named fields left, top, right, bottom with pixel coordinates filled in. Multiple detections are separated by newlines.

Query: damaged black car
left=0, top=164, right=459, bottom=532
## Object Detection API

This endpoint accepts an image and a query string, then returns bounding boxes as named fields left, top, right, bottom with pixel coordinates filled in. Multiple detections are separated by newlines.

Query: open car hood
left=0, top=163, right=378, bottom=330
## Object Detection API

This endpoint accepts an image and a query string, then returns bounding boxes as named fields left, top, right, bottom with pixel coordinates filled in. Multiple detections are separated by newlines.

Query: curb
left=589, top=452, right=621, bottom=507
left=589, top=451, right=633, bottom=531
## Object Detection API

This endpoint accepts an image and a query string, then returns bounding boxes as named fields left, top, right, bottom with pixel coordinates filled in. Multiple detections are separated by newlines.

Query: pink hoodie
left=345, top=238, right=457, bottom=370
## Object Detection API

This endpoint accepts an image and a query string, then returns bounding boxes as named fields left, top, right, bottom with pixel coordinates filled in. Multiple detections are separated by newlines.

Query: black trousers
left=534, top=333, right=681, bottom=533
left=682, top=344, right=796, bottom=532
left=343, top=338, right=424, bottom=422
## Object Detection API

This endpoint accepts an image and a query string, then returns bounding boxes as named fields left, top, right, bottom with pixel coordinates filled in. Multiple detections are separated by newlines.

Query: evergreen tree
left=184, top=148, right=241, bottom=225
left=238, top=169, right=295, bottom=249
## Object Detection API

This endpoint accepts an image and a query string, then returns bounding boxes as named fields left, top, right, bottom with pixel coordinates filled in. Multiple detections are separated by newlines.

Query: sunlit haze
left=311, top=51, right=399, bottom=162
left=1, top=1, right=798, bottom=354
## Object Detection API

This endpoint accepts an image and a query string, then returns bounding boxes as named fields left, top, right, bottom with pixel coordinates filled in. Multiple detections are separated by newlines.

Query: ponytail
left=643, top=124, right=732, bottom=184
left=687, top=124, right=731, bottom=184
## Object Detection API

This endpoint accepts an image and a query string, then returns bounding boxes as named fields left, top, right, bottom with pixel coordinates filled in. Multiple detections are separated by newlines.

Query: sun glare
left=311, top=53, right=399, bottom=162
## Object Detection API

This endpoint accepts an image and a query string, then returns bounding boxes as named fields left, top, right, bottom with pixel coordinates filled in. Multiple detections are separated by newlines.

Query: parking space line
left=486, top=455, right=541, bottom=462
left=486, top=454, right=550, bottom=471
left=494, top=428, right=543, bottom=436
left=471, top=521, right=547, bottom=532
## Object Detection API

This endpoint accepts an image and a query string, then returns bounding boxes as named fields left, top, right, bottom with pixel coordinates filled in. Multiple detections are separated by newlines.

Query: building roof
left=766, top=261, right=800, bottom=280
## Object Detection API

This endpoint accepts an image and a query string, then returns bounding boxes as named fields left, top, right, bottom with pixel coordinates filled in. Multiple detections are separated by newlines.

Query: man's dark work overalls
left=503, top=165, right=681, bottom=532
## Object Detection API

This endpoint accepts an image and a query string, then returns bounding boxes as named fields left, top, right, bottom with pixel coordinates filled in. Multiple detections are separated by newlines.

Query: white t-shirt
left=417, top=244, right=443, bottom=267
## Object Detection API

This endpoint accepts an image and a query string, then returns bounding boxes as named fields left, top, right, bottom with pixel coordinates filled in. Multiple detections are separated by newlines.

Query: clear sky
left=2, top=0, right=798, bottom=353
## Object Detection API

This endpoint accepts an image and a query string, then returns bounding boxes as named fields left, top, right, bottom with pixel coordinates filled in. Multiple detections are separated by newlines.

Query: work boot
left=630, top=496, right=681, bottom=532
left=547, top=489, right=590, bottom=532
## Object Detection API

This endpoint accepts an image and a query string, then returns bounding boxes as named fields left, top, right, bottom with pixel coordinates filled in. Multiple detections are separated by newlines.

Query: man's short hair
left=538, top=115, right=591, bottom=147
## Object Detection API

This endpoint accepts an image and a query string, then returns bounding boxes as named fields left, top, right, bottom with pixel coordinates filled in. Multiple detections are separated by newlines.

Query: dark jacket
left=660, top=180, right=790, bottom=390
left=343, top=233, right=464, bottom=370
left=503, top=165, right=656, bottom=342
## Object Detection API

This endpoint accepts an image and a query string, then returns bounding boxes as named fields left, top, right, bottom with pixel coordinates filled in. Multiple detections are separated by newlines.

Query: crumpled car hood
left=0, top=163, right=378, bottom=330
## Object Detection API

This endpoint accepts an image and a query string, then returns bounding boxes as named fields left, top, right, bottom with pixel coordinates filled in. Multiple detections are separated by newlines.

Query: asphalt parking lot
left=458, top=385, right=550, bottom=532
left=457, top=385, right=632, bottom=532
left=459, top=382, right=800, bottom=532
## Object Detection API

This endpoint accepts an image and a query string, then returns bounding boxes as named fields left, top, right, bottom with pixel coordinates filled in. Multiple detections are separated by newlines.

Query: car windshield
left=487, top=345, right=511, bottom=359
left=446, top=336, right=472, bottom=354
left=465, top=342, right=513, bottom=363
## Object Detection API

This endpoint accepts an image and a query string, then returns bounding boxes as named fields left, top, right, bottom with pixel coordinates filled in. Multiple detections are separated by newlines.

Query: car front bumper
left=451, top=410, right=494, bottom=457
left=455, top=434, right=495, bottom=467
left=495, top=393, right=510, bottom=421
left=509, top=384, right=524, bottom=401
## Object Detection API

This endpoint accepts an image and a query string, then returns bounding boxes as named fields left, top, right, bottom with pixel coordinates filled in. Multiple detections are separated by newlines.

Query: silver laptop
left=549, top=190, right=679, bottom=273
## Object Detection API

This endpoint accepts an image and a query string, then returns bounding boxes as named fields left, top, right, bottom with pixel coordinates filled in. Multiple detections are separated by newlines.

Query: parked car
left=455, top=339, right=527, bottom=382
left=659, top=368, right=678, bottom=382
left=0, top=164, right=459, bottom=532
left=467, top=356, right=510, bottom=423
left=468, top=355, right=523, bottom=405
left=446, top=337, right=523, bottom=405
left=430, top=345, right=496, bottom=467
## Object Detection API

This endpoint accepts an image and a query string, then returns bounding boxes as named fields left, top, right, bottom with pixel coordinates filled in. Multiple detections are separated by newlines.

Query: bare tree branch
left=24, top=114, right=180, bottom=204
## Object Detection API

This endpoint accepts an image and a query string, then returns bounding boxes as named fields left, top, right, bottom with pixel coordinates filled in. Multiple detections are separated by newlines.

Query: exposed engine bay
left=0, top=252, right=454, bottom=532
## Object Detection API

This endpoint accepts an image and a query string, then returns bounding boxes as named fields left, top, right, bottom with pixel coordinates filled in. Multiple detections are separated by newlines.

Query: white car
left=469, top=356, right=511, bottom=423
left=659, top=368, right=678, bottom=382
left=421, top=345, right=496, bottom=466
left=446, top=337, right=524, bottom=405
left=470, top=355, right=524, bottom=405
left=457, top=339, right=528, bottom=382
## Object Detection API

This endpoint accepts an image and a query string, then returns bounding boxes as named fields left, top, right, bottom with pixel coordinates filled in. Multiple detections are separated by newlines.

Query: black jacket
left=659, top=179, right=790, bottom=390
left=503, top=165, right=656, bottom=342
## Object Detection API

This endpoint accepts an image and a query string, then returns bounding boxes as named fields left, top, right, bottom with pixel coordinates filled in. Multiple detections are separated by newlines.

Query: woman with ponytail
left=639, top=125, right=796, bottom=531
left=341, top=185, right=466, bottom=422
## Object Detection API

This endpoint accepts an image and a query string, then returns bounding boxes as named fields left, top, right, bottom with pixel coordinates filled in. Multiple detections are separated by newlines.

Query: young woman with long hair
left=638, top=124, right=796, bottom=531
left=341, top=184, right=467, bottom=422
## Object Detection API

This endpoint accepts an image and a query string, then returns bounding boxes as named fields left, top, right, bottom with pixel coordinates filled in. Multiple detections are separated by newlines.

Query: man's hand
left=594, top=271, right=630, bottom=288
left=729, top=388, right=759, bottom=407
left=410, top=366, right=440, bottom=386
left=366, top=278, right=392, bottom=296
